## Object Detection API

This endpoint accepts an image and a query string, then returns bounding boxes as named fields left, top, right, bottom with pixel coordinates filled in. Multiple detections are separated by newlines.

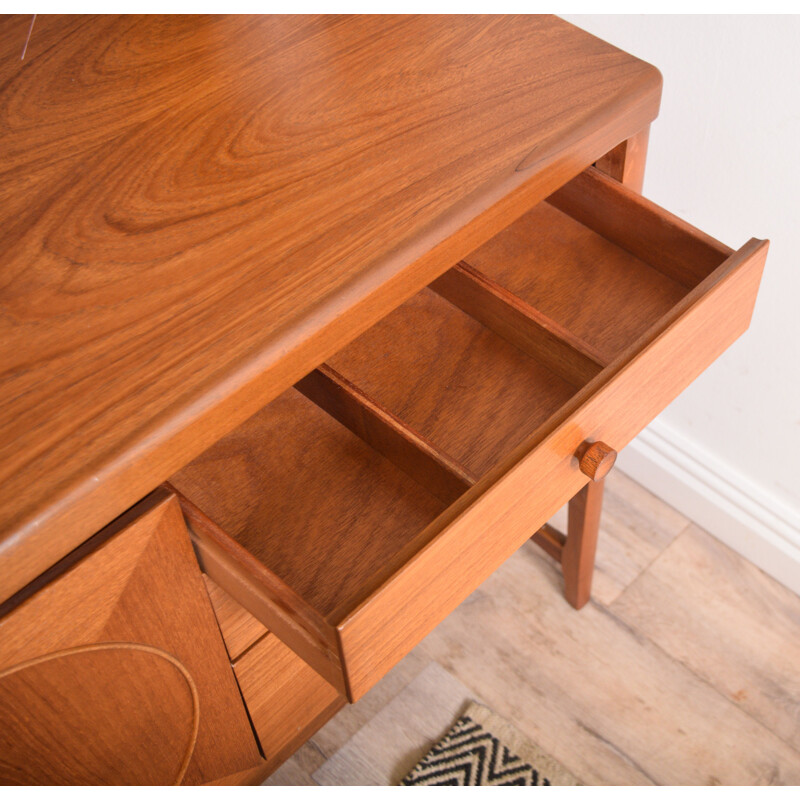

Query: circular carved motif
left=0, top=643, right=199, bottom=785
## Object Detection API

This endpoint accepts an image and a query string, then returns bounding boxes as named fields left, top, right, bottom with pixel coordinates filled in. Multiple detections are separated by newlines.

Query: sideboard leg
left=561, top=478, right=605, bottom=609
left=595, top=125, right=650, bottom=192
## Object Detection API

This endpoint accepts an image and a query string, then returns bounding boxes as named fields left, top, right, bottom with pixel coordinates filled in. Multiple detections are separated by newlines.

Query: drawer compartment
left=168, top=329, right=573, bottom=696
left=168, top=166, right=766, bottom=702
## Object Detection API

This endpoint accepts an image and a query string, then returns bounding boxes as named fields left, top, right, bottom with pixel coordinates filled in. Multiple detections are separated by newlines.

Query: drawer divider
left=296, top=365, right=476, bottom=505
left=430, top=261, right=607, bottom=387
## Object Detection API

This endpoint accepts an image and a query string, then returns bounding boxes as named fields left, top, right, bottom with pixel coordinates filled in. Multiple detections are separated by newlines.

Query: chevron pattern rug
left=401, top=702, right=579, bottom=786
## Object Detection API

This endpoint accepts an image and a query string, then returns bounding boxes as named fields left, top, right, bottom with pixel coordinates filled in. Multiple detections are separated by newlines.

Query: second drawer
left=167, top=166, right=766, bottom=702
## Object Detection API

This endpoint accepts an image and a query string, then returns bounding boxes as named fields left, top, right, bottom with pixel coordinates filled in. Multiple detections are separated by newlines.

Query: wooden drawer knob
left=577, top=440, right=617, bottom=481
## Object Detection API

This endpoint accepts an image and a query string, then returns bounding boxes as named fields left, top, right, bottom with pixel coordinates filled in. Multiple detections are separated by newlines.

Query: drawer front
left=338, top=234, right=766, bottom=697
left=0, top=489, right=262, bottom=785
left=202, top=580, right=343, bottom=782
left=169, top=167, right=767, bottom=703
left=234, top=634, right=345, bottom=775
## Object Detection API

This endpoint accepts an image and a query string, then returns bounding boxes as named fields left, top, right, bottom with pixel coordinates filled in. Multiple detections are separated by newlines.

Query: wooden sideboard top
left=0, top=14, right=661, bottom=602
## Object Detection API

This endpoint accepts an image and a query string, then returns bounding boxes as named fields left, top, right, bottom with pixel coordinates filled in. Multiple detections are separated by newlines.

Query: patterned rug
left=401, top=702, right=579, bottom=786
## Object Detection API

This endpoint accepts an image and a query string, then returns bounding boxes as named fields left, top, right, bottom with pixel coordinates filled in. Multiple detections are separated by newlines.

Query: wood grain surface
left=577, top=441, right=617, bottom=481
left=562, top=479, right=606, bottom=609
left=171, top=168, right=765, bottom=699
left=329, top=288, right=578, bottom=476
left=0, top=14, right=662, bottom=601
left=595, top=125, right=651, bottom=192
left=465, top=199, right=690, bottom=363
left=203, top=575, right=268, bottom=661
left=178, top=490, right=348, bottom=694
left=548, top=166, right=732, bottom=288
left=0, top=489, right=261, bottom=784
left=337, top=237, right=767, bottom=698
left=0, top=644, right=199, bottom=785
left=296, top=365, right=476, bottom=504
left=235, top=634, right=345, bottom=776
left=430, top=261, right=607, bottom=387
left=169, top=389, right=446, bottom=623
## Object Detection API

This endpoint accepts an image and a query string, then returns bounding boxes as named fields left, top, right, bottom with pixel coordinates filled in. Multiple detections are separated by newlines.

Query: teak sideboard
left=0, top=15, right=767, bottom=785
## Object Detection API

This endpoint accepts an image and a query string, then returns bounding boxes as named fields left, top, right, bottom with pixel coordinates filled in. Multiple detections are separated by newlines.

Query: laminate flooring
left=265, top=470, right=800, bottom=786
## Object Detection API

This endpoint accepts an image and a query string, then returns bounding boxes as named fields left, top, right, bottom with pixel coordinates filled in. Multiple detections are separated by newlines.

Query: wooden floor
left=265, top=470, right=800, bottom=786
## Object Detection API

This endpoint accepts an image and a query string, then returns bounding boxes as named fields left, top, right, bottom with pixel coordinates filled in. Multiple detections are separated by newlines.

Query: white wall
left=563, top=15, right=800, bottom=591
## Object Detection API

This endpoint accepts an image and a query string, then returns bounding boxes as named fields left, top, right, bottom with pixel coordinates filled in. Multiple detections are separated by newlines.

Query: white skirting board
left=616, top=420, right=800, bottom=597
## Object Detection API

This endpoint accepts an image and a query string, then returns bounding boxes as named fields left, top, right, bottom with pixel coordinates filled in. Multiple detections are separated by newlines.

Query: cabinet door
left=0, top=489, right=261, bottom=785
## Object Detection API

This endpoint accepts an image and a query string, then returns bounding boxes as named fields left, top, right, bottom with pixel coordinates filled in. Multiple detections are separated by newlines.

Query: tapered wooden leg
left=595, top=125, right=650, bottom=192
left=561, top=478, right=605, bottom=609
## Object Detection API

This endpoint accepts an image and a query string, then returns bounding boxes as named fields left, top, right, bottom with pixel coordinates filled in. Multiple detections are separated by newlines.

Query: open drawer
left=167, top=167, right=767, bottom=702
